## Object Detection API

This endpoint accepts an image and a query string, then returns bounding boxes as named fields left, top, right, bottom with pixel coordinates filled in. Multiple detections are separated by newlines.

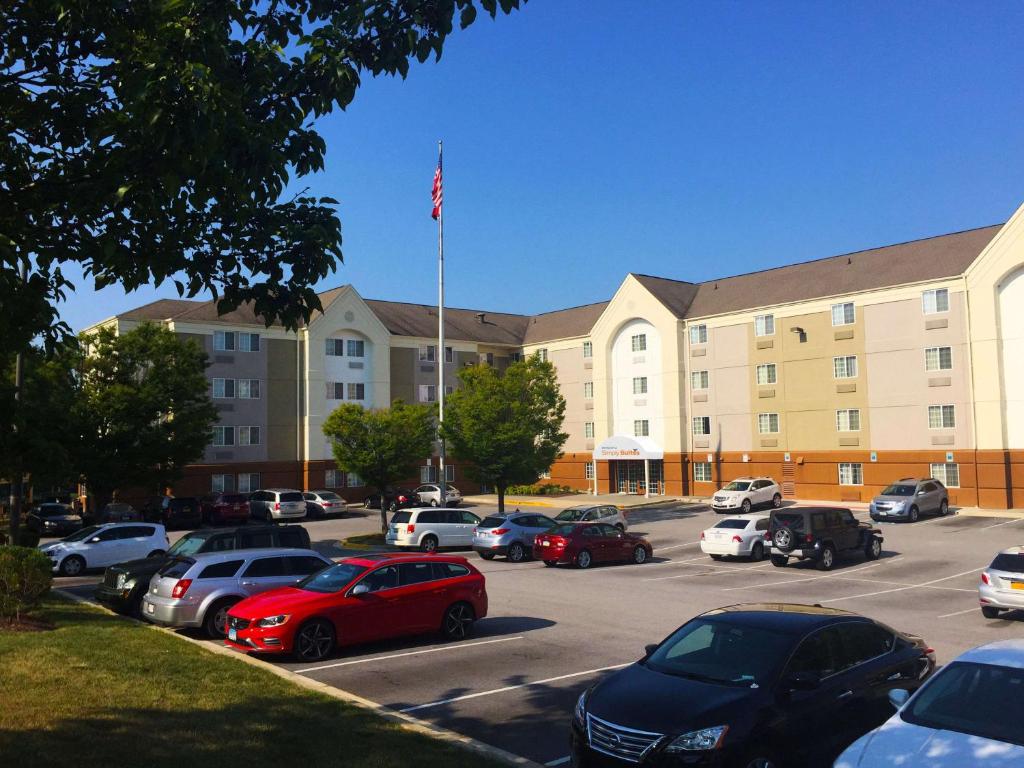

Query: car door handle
left=886, top=672, right=902, bottom=681
left=837, top=690, right=854, bottom=700
left=241, top=581, right=256, bottom=587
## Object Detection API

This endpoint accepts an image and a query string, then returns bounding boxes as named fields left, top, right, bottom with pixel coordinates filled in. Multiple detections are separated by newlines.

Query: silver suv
left=553, top=504, right=628, bottom=531
left=472, top=511, right=557, bottom=562
left=141, top=548, right=332, bottom=637
left=870, top=478, right=949, bottom=523
left=248, top=488, right=307, bottom=522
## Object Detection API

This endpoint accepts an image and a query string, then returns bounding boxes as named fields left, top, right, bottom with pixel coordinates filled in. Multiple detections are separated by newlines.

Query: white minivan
left=385, top=508, right=482, bottom=552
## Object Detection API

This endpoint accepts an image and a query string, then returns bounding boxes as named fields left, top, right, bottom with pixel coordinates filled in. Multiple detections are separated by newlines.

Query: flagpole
left=437, top=140, right=446, bottom=505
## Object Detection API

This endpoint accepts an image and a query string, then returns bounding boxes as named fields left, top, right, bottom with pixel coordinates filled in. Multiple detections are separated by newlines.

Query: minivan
left=248, top=488, right=307, bottom=522
left=386, top=508, right=483, bottom=552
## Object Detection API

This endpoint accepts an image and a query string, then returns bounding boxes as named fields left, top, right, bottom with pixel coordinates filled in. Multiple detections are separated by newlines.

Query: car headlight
left=573, top=690, right=587, bottom=726
left=892, top=502, right=905, bottom=511
left=255, top=614, right=290, bottom=628
left=44, top=520, right=57, bottom=527
left=664, top=725, right=729, bottom=753
left=115, top=573, right=127, bottom=589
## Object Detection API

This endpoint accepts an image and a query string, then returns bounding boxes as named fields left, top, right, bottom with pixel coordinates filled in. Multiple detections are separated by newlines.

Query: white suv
left=415, top=484, right=463, bottom=507
left=38, top=523, right=169, bottom=576
left=386, top=508, right=482, bottom=552
left=711, top=477, right=782, bottom=514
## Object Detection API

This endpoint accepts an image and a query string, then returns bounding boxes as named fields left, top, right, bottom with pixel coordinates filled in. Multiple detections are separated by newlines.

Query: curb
left=52, top=589, right=543, bottom=768
left=956, top=508, right=1024, bottom=520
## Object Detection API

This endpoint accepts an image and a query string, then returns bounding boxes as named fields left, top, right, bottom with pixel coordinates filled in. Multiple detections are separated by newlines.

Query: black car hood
left=110, top=556, right=165, bottom=576
left=586, top=663, right=759, bottom=736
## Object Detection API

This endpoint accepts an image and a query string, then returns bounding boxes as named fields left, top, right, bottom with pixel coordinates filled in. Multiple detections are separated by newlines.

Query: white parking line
left=643, top=561, right=774, bottom=582
left=823, top=568, right=985, bottom=604
left=400, top=662, right=631, bottom=713
left=981, top=518, right=1024, bottom=530
left=545, top=758, right=571, bottom=767
left=721, top=560, right=893, bottom=591
left=655, top=541, right=702, bottom=552
left=295, top=636, right=525, bottom=674
left=937, top=606, right=980, bottom=619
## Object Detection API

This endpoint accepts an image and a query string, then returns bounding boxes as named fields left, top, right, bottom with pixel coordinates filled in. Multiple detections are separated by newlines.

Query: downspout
left=963, top=276, right=982, bottom=507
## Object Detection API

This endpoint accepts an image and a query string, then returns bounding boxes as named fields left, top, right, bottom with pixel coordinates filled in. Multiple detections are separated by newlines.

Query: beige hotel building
left=88, top=201, right=1024, bottom=508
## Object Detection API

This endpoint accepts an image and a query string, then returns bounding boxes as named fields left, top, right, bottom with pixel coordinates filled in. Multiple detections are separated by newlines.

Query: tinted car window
left=63, top=525, right=102, bottom=542
left=990, top=553, right=1024, bottom=573
left=444, top=510, right=463, bottom=525
left=714, top=519, right=750, bottom=530
left=921, top=482, right=937, bottom=493
left=93, top=528, right=122, bottom=542
left=198, top=560, right=244, bottom=579
left=239, top=531, right=274, bottom=548
left=159, top=558, right=194, bottom=578
left=460, top=511, right=481, bottom=525
left=555, top=508, right=587, bottom=522
left=120, top=526, right=155, bottom=538
left=841, top=622, right=895, bottom=666
left=287, top=556, right=328, bottom=576
left=432, top=562, right=470, bottom=579
left=277, top=528, right=306, bottom=549
left=787, top=627, right=842, bottom=678
left=417, top=510, right=441, bottom=524
left=243, top=557, right=286, bottom=578
left=598, top=524, right=621, bottom=536
left=551, top=524, right=579, bottom=536
left=478, top=516, right=506, bottom=529
left=360, top=565, right=398, bottom=592
left=399, top=562, right=435, bottom=586
left=756, top=519, right=770, bottom=531
left=280, top=492, right=304, bottom=503
left=303, top=493, right=316, bottom=501
left=825, top=511, right=842, bottom=528
left=296, top=563, right=366, bottom=593
left=881, top=484, right=916, bottom=496
left=773, top=513, right=805, bottom=534
left=206, top=535, right=237, bottom=552
left=582, top=525, right=603, bottom=537
left=391, top=511, right=412, bottom=525
left=811, top=513, right=826, bottom=532
left=839, top=510, right=856, bottom=525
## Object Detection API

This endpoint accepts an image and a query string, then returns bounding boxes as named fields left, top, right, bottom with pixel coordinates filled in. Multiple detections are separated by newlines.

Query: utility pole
left=8, top=260, right=27, bottom=545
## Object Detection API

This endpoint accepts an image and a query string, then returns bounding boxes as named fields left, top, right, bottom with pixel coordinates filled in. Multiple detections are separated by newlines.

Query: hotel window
left=928, top=405, right=956, bottom=429
left=833, top=355, right=858, bottom=379
left=238, top=426, right=260, bottom=446
left=930, top=462, right=960, bottom=488
left=584, top=422, right=595, bottom=439
left=326, top=338, right=345, bottom=356
left=537, top=348, right=548, bottom=363
left=922, top=288, right=949, bottom=315
left=237, top=473, right=260, bottom=493
left=831, top=302, right=855, bottom=326
left=445, top=384, right=454, bottom=396
left=757, top=413, right=780, bottom=434
left=237, top=379, right=260, bottom=399
left=694, top=462, right=712, bottom=482
left=212, top=474, right=235, bottom=493
left=418, top=384, right=437, bottom=403
left=631, top=333, right=647, bottom=352
left=583, top=341, right=593, bottom=358
left=836, top=409, right=861, bottom=432
left=925, top=346, right=953, bottom=371
left=584, top=381, right=594, bottom=399
left=324, top=469, right=343, bottom=488
left=689, top=324, right=708, bottom=345
left=347, top=383, right=365, bottom=401
left=346, top=472, right=363, bottom=488
left=633, top=376, right=648, bottom=394
left=420, top=465, right=439, bottom=483
left=755, top=364, right=777, bottom=385
left=347, top=339, right=365, bottom=357
left=445, top=346, right=454, bottom=363
left=238, top=333, right=260, bottom=352
left=692, top=416, right=710, bottom=436
left=509, top=351, right=522, bottom=362
left=485, top=352, right=494, bottom=366
left=212, top=378, right=235, bottom=398
left=754, top=314, right=775, bottom=337
left=214, top=331, right=236, bottom=351
left=539, top=469, right=551, bottom=479
left=585, top=463, right=595, bottom=480
left=419, top=345, right=437, bottom=362
left=634, top=420, right=650, bottom=437
left=445, top=465, right=455, bottom=482
left=839, top=462, right=863, bottom=486
left=212, top=426, right=235, bottom=446
left=690, top=370, right=709, bottom=390
left=327, top=382, right=345, bottom=400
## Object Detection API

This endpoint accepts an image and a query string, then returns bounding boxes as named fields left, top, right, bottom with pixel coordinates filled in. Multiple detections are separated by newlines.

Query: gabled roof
left=522, top=301, right=610, bottom=344
left=631, top=275, right=699, bottom=318
left=116, top=298, right=202, bottom=322
left=363, top=299, right=530, bottom=346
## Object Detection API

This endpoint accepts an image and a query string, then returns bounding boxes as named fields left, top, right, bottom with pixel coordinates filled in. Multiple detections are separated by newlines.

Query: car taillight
left=764, top=531, right=771, bottom=540
left=700, top=531, right=705, bottom=540
left=407, top=524, right=415, bottom=533
left=171, top=579, right=192, bottom=598
left=732, top=535, right=743, bottom=543
left=492, top=528, right=510, bottom=536
left=981, top=572, right=991, bottom=585
left=398, top=495, right=408, bottom=502
left=805, top=533, right=814, bottom=542
left=274, top=502, right=280, bottom=510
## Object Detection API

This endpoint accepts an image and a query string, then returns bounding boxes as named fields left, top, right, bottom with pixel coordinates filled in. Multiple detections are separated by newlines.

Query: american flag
left=431, top=156, right=443, bottom=220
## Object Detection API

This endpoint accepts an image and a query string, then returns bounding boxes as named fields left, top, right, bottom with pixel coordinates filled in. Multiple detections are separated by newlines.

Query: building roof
left=116, top=298, right=203, bottom=322
left=363, top=299, right=530, bottom=346
left=522, top=301, right=610, bottom=344
left=631, top=275, right=700, bottom=318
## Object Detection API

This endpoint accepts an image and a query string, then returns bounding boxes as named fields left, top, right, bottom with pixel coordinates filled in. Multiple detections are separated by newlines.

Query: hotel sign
left=593, top=436, right=664, bottom=461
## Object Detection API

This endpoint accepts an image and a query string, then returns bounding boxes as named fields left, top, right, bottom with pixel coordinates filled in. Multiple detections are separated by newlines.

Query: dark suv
left=142, top=496, right=203, bottom=530
left=94, top=524, right=312, bottom=616
left=769, top=507, right=882, bottom=571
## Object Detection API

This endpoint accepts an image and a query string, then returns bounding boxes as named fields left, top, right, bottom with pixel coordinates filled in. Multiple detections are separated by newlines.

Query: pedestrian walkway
left=461, top=492, right=695, bottom=510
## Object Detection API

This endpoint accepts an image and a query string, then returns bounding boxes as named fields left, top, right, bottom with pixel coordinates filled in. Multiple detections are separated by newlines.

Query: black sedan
left=571, top=603, right=935, bottom=768
left=26, top=503, right=83, bottom=536
left=362, top=488, right=418, bottom=512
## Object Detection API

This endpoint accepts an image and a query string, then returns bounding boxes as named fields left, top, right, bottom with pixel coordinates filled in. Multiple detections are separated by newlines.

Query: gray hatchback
left=472, top=511, right=557, bottom=562
left=869, top=478, right=949, bottom=523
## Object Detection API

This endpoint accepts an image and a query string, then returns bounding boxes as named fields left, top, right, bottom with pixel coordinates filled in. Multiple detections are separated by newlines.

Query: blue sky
left=64, top=0, right=1024, bottom=330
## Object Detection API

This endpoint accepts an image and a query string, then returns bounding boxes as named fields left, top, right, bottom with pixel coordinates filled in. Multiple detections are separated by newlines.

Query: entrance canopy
left=592, top=436, right=664, bottom=461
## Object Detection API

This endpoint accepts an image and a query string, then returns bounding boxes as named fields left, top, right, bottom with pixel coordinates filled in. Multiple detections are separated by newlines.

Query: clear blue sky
left=64, top=0, right=1024, bottom=330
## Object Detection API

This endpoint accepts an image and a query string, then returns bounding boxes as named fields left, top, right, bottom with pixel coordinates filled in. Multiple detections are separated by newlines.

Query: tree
left=441, top=356, right=567, bottom=514
left=73, top=323, right=218, bottom=513
left=323, top=400, right=435, bottom=534
left=0, top=0, right=525, bottom=361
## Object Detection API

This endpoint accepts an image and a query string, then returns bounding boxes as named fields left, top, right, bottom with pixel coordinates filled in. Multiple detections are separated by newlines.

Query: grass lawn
left=342, top=532, right=388, bottom=548
left=0, top=596, right=502, bottom=768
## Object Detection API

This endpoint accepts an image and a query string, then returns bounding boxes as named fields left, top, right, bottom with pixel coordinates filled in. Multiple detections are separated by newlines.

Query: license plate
left=147, top=603, right=155, bottom=614
left=542, top=540, right=550, bottom=547
left=1012, top=583, right=1024, bottom=591
left=228, top=628, right=237, bottom=641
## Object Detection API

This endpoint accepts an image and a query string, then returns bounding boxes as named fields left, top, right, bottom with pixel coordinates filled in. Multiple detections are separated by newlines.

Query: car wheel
left=508, top=542, right=527, bottom=563
left=772, top=493, right=782, bottom=508
left=60, top=555, right=86, bottom=577
left=576, top=549, right=593, bottom=569
left=364, top=498, right=373, bottom=509
left=129, top=591, right=146, bottom=619
left=909, top=506, right=920, bottom=523
left=864, top=536, right=882, bottom=561
left=710, top=554, right=724, bottom=561
left=543, top=560, right=557, bottom=567
left=770, top=554, right=788, bottom=568
left=294, top=619, right=336, bottom=662
left=939, top=499, right=949, bottom=516
left=750, top=542, right=765, bottom=562
left=430, top=499, right=439, bottom=507
left=147, top=550, right=165, bottom=559
left=203, top=599, right=237, bottom=639
left=632, top=545, right=647, bottom=564
left=741, top=498, right=752, bottom=514
left=420, top=535, right=439, bottom=554
left=817, top=544, right=836, bottom=571
left=741, top=752, right=779, bottom=768
left=981, top=606, right=1002, bottom=619
left=441, top=602, right=475, bottom=641
left=479, top=551, right=496, bottom=561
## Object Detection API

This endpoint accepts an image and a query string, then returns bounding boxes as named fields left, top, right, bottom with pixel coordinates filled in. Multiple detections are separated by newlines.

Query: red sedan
left=224, top=553, right=488, bottom=662
left=533, top=523, right=653, bottom=569
left=200, top=492, right=250, bottom=525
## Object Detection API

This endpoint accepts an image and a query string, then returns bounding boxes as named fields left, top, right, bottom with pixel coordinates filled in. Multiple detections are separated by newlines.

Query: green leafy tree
left=323, top=400, right=435, bottom=534
left=441, top=356, right=567, bottom=513
left=74, top=323, right=218, bottom=513
left=0, top=0, right=525, bottom=361
left=0, top=547, right=52, bottom=625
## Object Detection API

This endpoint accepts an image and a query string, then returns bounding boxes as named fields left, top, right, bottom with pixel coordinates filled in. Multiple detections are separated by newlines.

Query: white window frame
left=585, top=463, right=595, bottom=480
left=537, top=348, right=548, bottom=363
left=690, top=370, right=709, bottom=390
left=347, top=382, right=365, bottom=401
left=326, top=338, right=344, bottom=356
left=214, top=331, right=236, bottom=351
left=211, top=474, right=234, bottom=493
left=419, top=345, right=437, bottom=362
left=836, top=409, right=861, bottom=432
left=584, top=422, right=595, bottom=439
left=838, top=462, right=863, bottom=486
left=634, top=419, right=650, bottom=437
left=346, top=472, right=363, bottom=488
left=420, top=465, right=438, bottom=484
left=631, top=334, right=647, bottom=352
left=692, top=416, right=710, bottom=436
left=833, top=355, right=858, bottom=379
left=930, top=462, right=960, bottom=487
left=755, top=364, right=777, bottom=385
left=212, top=378, right=235, bottom=399
left=237, top=473, right=260, bottom=493
left=324, top=469, right=343, bottom=488
left=689, top=324, right=708, bottom=345
left=445, top=346, right=454, bottom=363
left=237, top=379, right=260, bottom=399
left=238, top=333, right=260, bottom=352
left=212, top=426, right=235, bottom=447
left=583, top=341, right=593, bottom=358
left=444, top=384, right=454, bottom=396
left=925, top=346, right=953, bottom=371
left=754, top=314, right=775, bottom=337
left=418, top=384, right=437, bottom=403
left=922, top=288, right=950, bottom=315
left=928, top=405, right=956, bottom=429
left=509, top=351, right=522, bottom=363
left=694, top=462, right=712, bottom=482
left=326, top=381, right=344, bottom=400
left=757, top=413, right=780, bottom=434
left=632, top=376, right=648, bottom=395
left=584, top=381, right=594, bottom=399
left=831, top=302, right=855, bottom=326
left=238, top=426, right=260, bottom=446
left=444, top=464, right=455, bottom=482
left=347, top=339, right=365, bottom=357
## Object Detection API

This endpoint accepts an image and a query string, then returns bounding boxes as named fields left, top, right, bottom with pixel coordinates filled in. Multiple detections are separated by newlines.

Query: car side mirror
left=350, top=583, right=370, bottom=596
left=643, top=643, right=658, bottom=657
left=888, top=689, right=910, bottom=709
left=917, top=490, right=926, bottom=496
left=785, top=672, right=821, bottom=691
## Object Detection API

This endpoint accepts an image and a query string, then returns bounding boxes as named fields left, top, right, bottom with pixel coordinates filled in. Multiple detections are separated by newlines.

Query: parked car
left=711, top=477, right=783, bottom=513
left=141, top=548, right=333, bottom=638
left=534, top=523, right=652, bottom=569
left=92, top=502, right=141, bottom=524
left=979, top=546, right=1024, bottom=619
left=95, top=524, right=311, bottom=617
left=700, top=513, right=770, bottom=561
left=769, top=507, right=883, bottom=571
left=571, top=603, right=935, bottom=768
left=362, top=488, right=419, bottom=512
left=472, top=511, right=557, bottom=562
left=200, top=492, right=251, bottom=526
left=248, top=488, right=307, bottom=522
left=870, top=477, right=949, bottom=523
left=836, top=639, right=1024, bottom=767
left=225, top=553, right=488, bottom=662
left=38, top=523, right=168, bottom=577
left=385, top=508, right=482, bottom=552
left=302, top=490, right=348, bottom=519
left=142, top=496, right=203, bottom=529
left=553, top=504, right=628, bottom=531
left=25, top=503, right=82, bottom=536
left=414, top=483, right=463, bottom=507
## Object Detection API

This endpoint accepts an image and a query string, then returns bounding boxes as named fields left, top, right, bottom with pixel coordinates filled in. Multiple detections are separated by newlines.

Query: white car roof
left=953, top=639, right=1024, bottom=670
left=997, top=545, right=1024, bottom=556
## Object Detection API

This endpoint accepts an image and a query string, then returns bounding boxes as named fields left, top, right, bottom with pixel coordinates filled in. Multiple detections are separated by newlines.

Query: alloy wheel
left=909, top=506, right=919, bottom=523
left=296, top=621, right=334, bottom=661
left=870, top=538, right=882, bottom=559
left=421, top=536, right=438, bottom=553
left=577, top=550, right=592, bottom=569
left=741, top=499, right=752, bottom=513
left=819, top=546, right=835, bottom=570
left=61, top=556, right=84, bottom=577
left=508, top=543, right=526, bottom=562
left=633, top=546, right=647, bottom=564
left=443, top=604, right=474, bottom=640
left=772, top=494, right=782, bottom=508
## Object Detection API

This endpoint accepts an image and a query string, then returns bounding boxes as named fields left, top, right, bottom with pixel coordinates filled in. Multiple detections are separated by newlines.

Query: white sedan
left=699, top=514, right=770, bottom=561
left=710, top=477, right=782, bottom=513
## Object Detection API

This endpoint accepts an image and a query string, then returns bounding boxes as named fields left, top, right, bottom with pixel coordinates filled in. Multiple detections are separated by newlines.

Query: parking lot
left=51, top=501, right=1024, bottom=767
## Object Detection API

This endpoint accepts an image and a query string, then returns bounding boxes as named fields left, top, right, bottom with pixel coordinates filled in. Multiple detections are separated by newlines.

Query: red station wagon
left=224, top=553, right=488, bottom=662
left=533, top=523, right=653, bottom=569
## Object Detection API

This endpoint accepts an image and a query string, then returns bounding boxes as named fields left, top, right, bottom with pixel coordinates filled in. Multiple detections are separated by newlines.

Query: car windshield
left=391, top=511, right=411, bottom=524
left=555, top=508, right=589, bottom=521
left=167, top=534, right=211, bottom=557
left=550, top=524, right=579, bottom=536
left=41, top=506, right=70, bottom=517
left=902, top=661, right=1024, bottom=747
left=881, top=484, right=916, bottom=496
left=990, top=553, right=1024, bottom=573
left=61, top=525, right=103, bottom=542
left=298, top=563, right=369, bottom=593
left=446, top=485, right=459, bottom=493
left=280, top=492, right=303, bottom=503
left=713, top=519, right=750, bottom=530
left=644, top=618, right=793, bottom=686
left=478, top=516, right=506, bottom=529
left=723, top=481, right=752, bottom=491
